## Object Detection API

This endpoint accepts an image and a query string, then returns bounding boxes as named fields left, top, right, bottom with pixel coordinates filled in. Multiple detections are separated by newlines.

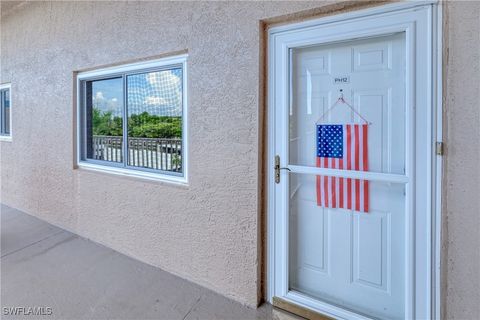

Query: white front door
left=268, top=3, right=441, bottom=320
left=290, top=32, right=406, bottom=319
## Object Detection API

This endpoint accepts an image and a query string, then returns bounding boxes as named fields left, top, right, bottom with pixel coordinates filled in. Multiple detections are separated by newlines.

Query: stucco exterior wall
left=0, top=0, right=479, bottom=316
left=0, top=0, right=329, bottom=307
left=443, top=1, right=480, bottom=319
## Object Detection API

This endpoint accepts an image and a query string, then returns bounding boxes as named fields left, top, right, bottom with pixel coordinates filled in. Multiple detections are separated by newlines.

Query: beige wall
left=0, top=0, right=479, bottom=317
left=443, top=1, right=480, bottom=319
left=0, top=0, right=327, bottom=307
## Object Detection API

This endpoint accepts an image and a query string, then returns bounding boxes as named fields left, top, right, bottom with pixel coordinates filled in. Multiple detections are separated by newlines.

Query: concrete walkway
left=1, top=205, right=298, bottom=320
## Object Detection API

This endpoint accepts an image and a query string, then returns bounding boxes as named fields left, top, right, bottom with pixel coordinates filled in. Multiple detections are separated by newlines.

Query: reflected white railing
left=91, top=135, right=182, bottom=172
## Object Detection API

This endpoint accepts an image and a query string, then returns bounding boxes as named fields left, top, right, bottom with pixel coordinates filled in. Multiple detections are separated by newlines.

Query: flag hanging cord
left=316, top=89, right=371, bottom=125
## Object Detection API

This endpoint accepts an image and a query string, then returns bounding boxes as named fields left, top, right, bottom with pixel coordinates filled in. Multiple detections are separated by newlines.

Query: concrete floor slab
left=1, top=206, right=63, bottom=257
left=183, top=290, right=271, bottom=320
left=0, top=205, right=300, bottom=320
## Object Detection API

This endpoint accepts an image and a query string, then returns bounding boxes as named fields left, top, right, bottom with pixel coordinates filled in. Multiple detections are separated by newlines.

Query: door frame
left=266, top=1, right=443, bottom=319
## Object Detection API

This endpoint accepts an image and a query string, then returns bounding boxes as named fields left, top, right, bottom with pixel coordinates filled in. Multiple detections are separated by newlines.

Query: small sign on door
left=333, top=76, right=350, bottom=84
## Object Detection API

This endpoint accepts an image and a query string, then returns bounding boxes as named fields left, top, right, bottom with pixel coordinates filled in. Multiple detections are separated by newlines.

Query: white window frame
left=76, top=54, right=188, bottom=184
left=0, top=83, right=12, bottom=142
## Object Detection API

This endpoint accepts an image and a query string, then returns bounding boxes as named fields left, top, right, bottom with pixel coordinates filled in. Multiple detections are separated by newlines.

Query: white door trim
left=266, top=2, right=442, bottom=319
left=432, top=3, right=443, bottom=319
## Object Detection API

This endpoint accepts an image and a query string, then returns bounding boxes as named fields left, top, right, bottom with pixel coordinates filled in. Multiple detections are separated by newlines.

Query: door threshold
left=273, top=297, right=333, bottom=320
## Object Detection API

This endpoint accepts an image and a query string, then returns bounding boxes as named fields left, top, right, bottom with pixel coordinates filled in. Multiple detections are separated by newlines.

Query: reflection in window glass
left=79, top=58, right=186, bottom=179
left=127, top=69, right=183, bottom=172
left=0, top=88, right=11, bottom=136
left=85, top=78, right=124, bottom=163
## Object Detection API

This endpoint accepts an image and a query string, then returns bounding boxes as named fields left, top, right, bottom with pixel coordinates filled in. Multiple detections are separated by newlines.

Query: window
left=77, top=55, right=187, bottom=183
left=0, top=83, right=12, bottom=141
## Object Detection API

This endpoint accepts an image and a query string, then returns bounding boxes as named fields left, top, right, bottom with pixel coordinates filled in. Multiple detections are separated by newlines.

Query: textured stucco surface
left=443, top=1, right=480, bottom=319
left=0, top=0, right=331, bottom=307
left=1, top=0, right=480, bottom=316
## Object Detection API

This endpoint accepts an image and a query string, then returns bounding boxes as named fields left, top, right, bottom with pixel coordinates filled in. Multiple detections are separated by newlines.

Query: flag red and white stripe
left=316, top=124, right=369, bottom=213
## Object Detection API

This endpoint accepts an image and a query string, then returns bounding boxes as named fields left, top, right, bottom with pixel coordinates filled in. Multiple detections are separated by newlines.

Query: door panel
left=289, top=173, right=405, bottom=319
left=288, top=33, right=407, bottom=320
left=289, top=33, right=406, bottom=175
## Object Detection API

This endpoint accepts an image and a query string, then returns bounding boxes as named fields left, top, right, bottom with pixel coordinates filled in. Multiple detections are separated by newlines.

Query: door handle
left=275, top=155, right=291, bottom=184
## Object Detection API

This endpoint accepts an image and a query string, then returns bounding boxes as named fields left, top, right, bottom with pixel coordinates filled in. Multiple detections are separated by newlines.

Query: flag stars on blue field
left=317, top=125, right=343, bottom=159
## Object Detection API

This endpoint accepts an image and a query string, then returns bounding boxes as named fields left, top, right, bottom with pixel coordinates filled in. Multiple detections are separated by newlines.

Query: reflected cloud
left=128, top=68, right=182, bottom=117
left=93, top=90, right=120, bottom=114
left=91, top=77, right=124, bottom=117
left=91, top=70, right=183, bottom=118
left=145, top=96, right=168, bottom=105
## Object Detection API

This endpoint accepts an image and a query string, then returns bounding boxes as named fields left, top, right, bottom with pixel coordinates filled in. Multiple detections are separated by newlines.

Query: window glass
left=1, top=88, right=11, bottom=136
left=78, top=58, right=186, bottom=179
left=127, top=68, right=183, bottom=172
left=85, top=78, right=124, bottom=163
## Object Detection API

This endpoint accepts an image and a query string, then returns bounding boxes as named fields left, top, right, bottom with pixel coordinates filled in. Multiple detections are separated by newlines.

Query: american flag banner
left=316, top=124, right=369, bottom=213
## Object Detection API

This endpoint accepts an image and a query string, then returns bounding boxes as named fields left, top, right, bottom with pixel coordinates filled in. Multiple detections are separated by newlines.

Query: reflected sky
left=92, top=78, right=123, bottom=115
left=92, top=68, right=182, bottom=117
